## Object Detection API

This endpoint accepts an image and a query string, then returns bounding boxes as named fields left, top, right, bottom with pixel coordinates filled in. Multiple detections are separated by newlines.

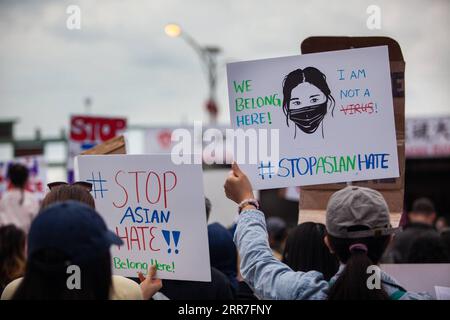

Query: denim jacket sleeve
left=233, top=209, right=329, bottom=300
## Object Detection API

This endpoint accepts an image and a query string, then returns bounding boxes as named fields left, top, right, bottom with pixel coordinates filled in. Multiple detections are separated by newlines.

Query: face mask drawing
left=288, top=101, right=327, bottom=134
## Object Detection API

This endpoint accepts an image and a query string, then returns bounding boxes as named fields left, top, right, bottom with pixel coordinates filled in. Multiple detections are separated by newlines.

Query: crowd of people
left=0, top=162, right=449, bottom=300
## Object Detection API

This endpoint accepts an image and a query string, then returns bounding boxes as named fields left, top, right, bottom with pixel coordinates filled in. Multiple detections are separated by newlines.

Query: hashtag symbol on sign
left=86, top=172, right=108, bottom=199
left=258, top=161, right=274, bottom=180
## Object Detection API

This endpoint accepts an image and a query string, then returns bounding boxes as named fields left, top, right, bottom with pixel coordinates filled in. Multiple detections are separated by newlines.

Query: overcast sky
left=0, top=0, right=449, bottom=139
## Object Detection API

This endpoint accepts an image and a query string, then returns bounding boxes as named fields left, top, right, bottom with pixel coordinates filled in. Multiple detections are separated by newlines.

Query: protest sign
left=75, top=154, right=211, bottom=281
left=68, top=115, right=127, bottom=181
left=227, top=45, right=399, bottom=190
left=297, top=37, right=406, bottom=222
left=406, top=116, right=450, bottom=158
left=0, top=156, right=47, bottom=200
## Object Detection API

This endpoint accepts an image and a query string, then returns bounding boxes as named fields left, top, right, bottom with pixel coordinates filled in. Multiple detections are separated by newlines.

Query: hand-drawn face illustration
left=282, top=67, right=335, bottom=138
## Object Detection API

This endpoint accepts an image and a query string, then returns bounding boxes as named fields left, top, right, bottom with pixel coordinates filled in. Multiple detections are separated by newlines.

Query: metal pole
left=179, top=32, right=221, bottom=123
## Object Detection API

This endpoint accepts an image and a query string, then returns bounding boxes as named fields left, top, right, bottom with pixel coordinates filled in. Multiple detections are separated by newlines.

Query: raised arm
left=224, top=162, right=329, bottom=300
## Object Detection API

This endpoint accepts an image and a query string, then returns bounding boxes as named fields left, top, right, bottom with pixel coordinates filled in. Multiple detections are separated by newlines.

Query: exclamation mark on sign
left=172, top=231, right=180, bottom=254
left=162, top=230, right=171, bottom=254
left=162, top=230, right=181, bottom=254
left=374, top=103, right=378, bottom=113
left=267, top=112, right=272, bottom=124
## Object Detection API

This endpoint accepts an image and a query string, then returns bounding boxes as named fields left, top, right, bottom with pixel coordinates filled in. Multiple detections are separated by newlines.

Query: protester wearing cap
left=224, top=162, right=432, bottom=300
left=1, top=201, right=162, bottom=300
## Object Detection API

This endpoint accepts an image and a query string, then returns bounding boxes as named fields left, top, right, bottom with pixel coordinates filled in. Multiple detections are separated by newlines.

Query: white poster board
left=75, top=154, right=211, bottom=281
left=227, top=46, right=399, bottom=189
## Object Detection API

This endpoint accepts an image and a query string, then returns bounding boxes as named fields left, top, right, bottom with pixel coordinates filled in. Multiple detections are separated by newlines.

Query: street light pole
left=165, top=24, right=221, bottom=123
left=84, top=97, right=92, bottom=114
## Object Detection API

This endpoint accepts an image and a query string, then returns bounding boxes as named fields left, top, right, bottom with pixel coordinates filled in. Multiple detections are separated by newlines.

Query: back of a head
left=406, top=229, right=450, bottom=263
left=14, top=247, right=112, bottom=300
left=282, top=222, right=339, bottom=281
left=325, top=186, right=393, bottom=300
left=411, top=198, right=435, bottom=215
left=13, top=201, right=122, bottom=300
left=7, top=163, right=29, bottom=189
left=408, top=198, right=436, bottom=225
left=386, top=224, right=435, bottom=263
left=266, top=217, right=288, bottom=247
left=41, top=184, right=96, bottom=210
left=0, top=225, right=26, bottom=289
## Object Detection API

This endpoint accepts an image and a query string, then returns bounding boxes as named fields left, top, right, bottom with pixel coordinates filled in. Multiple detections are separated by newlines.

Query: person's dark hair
left=0, top=225, right=26, bottom=291
left=382, top=224, right=434, bottom=263
left=282, top=222, right=339, bottom=281
left=406, top=230, right=450, bottom=263
left=7, top=163, right=29, bottom=189
left=327, top=226, right=391, bottom=300
left=41, top=184, right=95, bottom=210
left=266, top=217, right=288, bottom=243
left=205, top=197, right=212, bottom=222
left=12, top=248, right=112, bottom=300
left=411, top=198, right=435, bottom=216
left=282, top=67, right=335, bottom=126
left=7, top=163, right=29, bottom=205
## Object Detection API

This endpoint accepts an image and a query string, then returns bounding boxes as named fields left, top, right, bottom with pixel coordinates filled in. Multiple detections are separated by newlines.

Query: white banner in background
left=406, top=117, right=450, bottom=158
left=144, top=125, right=233, bottom=164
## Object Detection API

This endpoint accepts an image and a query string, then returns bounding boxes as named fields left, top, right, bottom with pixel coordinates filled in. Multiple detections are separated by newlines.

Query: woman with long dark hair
left=282, top=67, right=335, bottom=138
left=325, top=232, right=391, bottom=300
left=282, top=222, right=339, bottom=281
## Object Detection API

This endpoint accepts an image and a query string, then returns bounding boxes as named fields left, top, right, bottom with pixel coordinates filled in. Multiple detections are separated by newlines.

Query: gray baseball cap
left=326, top=186, right=396, bottom=238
